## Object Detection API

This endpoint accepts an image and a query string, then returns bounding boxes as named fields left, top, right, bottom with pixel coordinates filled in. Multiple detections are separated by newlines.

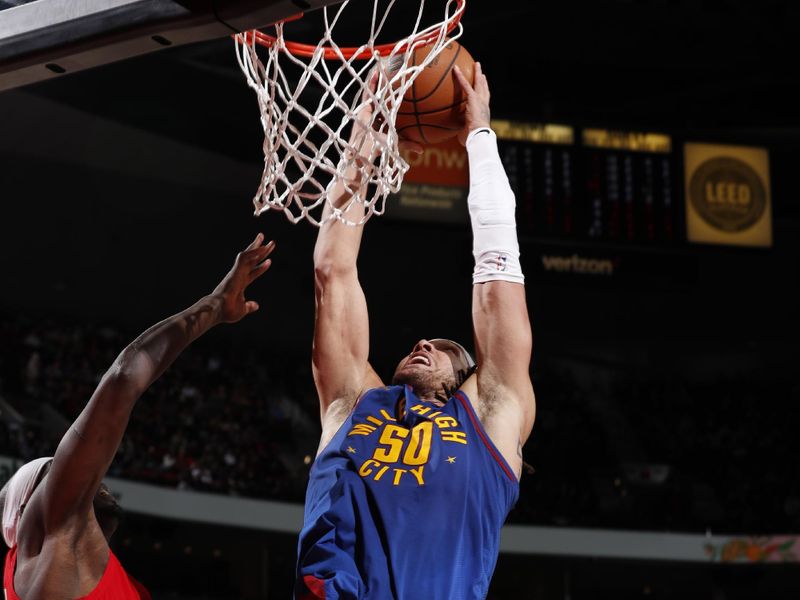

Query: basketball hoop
left=234, top=0, right=466, bottom=226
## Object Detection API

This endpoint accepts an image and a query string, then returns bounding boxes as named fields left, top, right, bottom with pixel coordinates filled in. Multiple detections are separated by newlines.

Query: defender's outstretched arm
left=40, top=235, right=275, bottom=534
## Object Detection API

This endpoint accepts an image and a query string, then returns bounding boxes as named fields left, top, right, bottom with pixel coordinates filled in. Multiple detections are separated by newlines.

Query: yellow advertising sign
left=491, top=120, right=574, bottom=145
left=582, top=128, right=672, bottom=153
left=684, top=143, right=772, bottom=247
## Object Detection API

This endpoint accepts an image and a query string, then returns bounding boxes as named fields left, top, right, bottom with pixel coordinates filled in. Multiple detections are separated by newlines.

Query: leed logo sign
left=689, top=157, right=766, bottom=233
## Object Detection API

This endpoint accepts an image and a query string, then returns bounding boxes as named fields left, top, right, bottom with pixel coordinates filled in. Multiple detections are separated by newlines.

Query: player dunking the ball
left=0, top=234, right=275, bottom=600
left=296, top=60, right=535, bottom=599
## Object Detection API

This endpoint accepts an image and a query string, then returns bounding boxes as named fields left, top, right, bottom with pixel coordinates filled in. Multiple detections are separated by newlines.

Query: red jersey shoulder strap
left=4, top=546, right=21, bottom=600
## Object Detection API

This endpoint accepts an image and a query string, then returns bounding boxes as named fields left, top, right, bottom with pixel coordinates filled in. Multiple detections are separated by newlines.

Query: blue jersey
left=296, top=385, right=519, bottom=600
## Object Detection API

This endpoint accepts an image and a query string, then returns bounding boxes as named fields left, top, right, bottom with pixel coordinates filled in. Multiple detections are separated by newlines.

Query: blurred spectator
left=2, top=313, right=798, bottom=534
left=0, top=314, right=317, bottom=502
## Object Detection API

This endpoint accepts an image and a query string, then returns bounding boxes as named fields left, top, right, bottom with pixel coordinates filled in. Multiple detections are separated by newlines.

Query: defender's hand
left=212, top=233, right=275, bottom=323
left=453, top=62, right=491, bottom=146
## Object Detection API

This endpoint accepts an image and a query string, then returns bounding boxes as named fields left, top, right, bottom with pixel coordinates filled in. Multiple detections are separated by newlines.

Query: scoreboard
left=496, top=122, right=680, bottom=247
left=389, top=120, right=772, bottom=253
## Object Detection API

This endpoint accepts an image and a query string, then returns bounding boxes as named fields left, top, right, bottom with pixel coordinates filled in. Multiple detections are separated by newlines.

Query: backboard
left=0, top=0, right=343, bottom=92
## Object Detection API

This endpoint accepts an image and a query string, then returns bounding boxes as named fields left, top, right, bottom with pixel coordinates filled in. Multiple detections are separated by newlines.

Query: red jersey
left=4, top=546, right=150, bottom=600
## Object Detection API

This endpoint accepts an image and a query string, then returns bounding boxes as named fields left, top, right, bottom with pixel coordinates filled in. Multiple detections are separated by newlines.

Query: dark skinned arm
left=40, top=234, right=275, bottom=535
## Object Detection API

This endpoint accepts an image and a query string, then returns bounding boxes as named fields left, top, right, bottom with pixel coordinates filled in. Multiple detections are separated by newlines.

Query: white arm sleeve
left=466, top=127, right=525, bottom=285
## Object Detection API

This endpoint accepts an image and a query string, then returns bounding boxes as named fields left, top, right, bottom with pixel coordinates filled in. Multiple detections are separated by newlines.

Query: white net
left=235, top=0, right=465, bottom=226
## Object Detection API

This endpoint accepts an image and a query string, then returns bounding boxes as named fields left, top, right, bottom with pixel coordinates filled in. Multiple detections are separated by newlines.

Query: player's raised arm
left=312, top=74, right=421, bottom=437
left=40, top=234, right=275, bottom=536
left=454, top=63, right=536, bottom=479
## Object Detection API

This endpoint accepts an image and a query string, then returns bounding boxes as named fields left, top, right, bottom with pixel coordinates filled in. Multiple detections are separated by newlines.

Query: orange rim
left=237, top=0, right=465, bottom=60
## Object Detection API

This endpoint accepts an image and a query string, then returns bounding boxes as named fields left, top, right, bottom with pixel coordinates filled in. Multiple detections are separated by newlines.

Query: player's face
left=0, top=462, right=120, bottom=542
left=391, top=339, right=458, bottom=396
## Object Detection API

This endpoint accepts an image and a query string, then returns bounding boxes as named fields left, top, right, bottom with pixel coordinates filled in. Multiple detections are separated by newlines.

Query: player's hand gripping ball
left=396, top=40, right=475, bottom=144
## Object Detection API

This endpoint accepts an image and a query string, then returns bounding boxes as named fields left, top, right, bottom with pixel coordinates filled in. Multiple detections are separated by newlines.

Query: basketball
left=395, top=40, right=475, bottom=145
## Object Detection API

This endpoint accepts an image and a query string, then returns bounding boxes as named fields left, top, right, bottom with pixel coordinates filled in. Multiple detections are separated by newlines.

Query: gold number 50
left=372, top=422, right=433, bottom=466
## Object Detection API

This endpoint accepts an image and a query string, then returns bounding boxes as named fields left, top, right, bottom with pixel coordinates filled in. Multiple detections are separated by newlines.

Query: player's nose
left=413, top=339, right=433, bottom=353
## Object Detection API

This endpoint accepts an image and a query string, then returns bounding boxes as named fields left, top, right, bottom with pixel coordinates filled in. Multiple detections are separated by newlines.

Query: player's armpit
left=466, top=377, right=536, bottom=479
left=316, top=363, right=383, bottom=455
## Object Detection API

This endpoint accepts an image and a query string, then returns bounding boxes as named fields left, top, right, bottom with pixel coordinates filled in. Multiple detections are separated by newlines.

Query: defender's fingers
left=245, top=232, right=264, bottom=251
left=242, top=239, right=275, bottom=264
left=249, top=258, right=272, bottom=280
left=257, top=256, right=273, bottom=269
left=254, top=239, right=276, bottom=258
left=245, top=300, right=260, bottom=314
